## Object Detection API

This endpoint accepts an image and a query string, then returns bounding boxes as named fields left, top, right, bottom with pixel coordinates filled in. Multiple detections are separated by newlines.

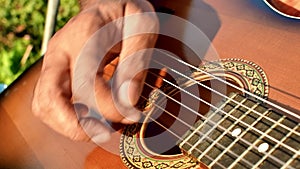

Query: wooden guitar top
left=0, top=0, right=299, bottom=168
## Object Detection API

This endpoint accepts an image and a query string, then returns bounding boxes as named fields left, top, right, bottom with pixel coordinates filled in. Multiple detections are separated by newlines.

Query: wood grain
left=0, top=0, right=299, bottom=168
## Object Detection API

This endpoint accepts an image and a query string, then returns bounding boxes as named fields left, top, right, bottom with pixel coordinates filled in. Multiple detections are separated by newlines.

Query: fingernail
left=120, top=109, right=141, bottom=124
left=118, top=80, right=141, bottom=108
left=74, top=103, right=89, bottom=117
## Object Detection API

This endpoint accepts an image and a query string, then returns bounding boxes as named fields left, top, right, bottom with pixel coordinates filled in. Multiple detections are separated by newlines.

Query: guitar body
left=1, top=0, right=300, bottom=169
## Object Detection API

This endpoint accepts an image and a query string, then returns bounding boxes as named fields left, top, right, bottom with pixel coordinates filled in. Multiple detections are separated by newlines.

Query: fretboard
left=178, top=93, right=300, bottom=169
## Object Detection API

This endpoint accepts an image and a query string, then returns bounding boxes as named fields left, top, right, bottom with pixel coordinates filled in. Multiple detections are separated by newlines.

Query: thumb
left=79, top=117, right=111, bottom=144
left=117, top=79, right=143, bottom=123
left=118, top=77, right=143, bottom=108
left=112, top=49, right=154, bottom=123
left=74, top=103, right=111, bottom=144
left=113, top=2, right=158, bottom=120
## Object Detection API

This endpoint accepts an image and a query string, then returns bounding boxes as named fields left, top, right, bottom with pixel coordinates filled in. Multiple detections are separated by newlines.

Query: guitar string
left=152, top=56, right=300, bottom=137
left=152, top=58, right=300, bottom=140
left=141, top=95, right=297, bottom=169
left=152, top=52, right=300, bottom=136
left=155, top=50, right=300, bottom=122
left=141, top=81, right=294, bottom=168
left=109, top=52, right=299, bottom=166
left=139, top=95, right=254, bottom=168
left=209, top=62, right=300, bottom=101
left=140, top=95, right=227, bottom=169
left=145, top=67, right=299, bottom=156
left=248, top=123, right=298, bottom=169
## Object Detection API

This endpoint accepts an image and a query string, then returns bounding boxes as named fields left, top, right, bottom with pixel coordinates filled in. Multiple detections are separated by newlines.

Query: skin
left=32, top=0, right=158, bottom=144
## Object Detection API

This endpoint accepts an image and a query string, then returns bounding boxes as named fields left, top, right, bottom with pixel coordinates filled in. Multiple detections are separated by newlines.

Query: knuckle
left=66, top=124, right=89, bottom=142
left=31, top=100, right=41, bottom=117
left=32, top=92, right=42, bottom=117
left=31, top=89, right=52, bottom=118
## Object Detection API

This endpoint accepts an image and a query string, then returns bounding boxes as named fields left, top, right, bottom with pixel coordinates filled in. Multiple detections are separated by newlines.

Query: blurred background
left=0, top=0, right=79, bottom=86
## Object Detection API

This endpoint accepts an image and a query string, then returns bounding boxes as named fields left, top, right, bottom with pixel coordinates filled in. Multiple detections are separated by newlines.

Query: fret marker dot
left=231, top=128, right=242, bottom=137
left=258, top=143, right=269, bottom=153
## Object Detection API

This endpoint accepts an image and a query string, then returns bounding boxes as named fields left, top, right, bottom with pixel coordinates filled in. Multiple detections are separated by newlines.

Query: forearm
left=78, top=0, right=131, bottom=10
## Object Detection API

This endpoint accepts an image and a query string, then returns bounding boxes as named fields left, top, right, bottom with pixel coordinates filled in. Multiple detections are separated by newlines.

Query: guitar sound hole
left=143, top=79, right=241, bottom=155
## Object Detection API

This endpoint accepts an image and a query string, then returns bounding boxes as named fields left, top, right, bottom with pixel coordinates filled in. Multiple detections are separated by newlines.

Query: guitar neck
left=179, top=93, right=300, bottom=169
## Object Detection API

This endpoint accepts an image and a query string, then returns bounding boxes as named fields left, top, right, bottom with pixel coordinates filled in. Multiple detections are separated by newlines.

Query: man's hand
left=32, top=0, right=158, bottom=143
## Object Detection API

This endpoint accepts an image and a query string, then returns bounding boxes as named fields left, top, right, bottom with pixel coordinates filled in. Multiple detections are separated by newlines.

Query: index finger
left=114, top=1, right=159, bottom=109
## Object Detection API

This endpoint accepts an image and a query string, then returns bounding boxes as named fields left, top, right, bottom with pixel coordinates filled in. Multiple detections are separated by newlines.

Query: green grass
left=0, top=0, right=79, bottom=85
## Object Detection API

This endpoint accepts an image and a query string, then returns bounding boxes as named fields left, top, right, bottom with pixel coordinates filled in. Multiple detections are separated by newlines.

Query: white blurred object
left=41, top=0, right=60, bottom=55
left=0, top=84, right=7, bottom=93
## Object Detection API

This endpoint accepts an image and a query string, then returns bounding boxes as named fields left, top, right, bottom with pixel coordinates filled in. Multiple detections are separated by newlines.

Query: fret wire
left=281, top=152, right=299, bottom=169
left=148, top=66, right=300, bottom=155
left=152, top=58, right=300, bottom=137
left=143, top=82, right=283, bottom=168
left=141, top=85, right=255, bottom=167
left=209, top=104, right=267, bottom=168
left=251, top=124, right=299, bottom=169
left=140, top=94, right=208, bottom=149
left=228, top=116, right=288, bottom=169
left=196, top=97, right=251, bottom=160
left=155, top=50, right=300, bottom=121
left=142, top=91, right=299, bottom=169
left=180, top=102, right=224, bottom=149
left=141, top=96, right=227, bottom=169
left=145, top=83, right=298, bottom=168
left=142, top=80, right=298, bottom=169
left=280, top=124, right=300, bottom=169
left=186, top=94, right=242, bottom=154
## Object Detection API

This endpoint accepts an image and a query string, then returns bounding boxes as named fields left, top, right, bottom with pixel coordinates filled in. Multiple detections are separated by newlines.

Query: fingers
left=118, top=0, right=158, bottom=86
left=79, top=117, right=111, bottom=143
left=32, top=75, right=84, bottom=141
left=93, top=1, right=159, bottom=124
left=116, top=1, right=159, bottom=121
left=94, top=75, right=141, bottom=124
left=32, top=80, right=112, bottom=143
left=32, top=0, right=160, bottom=144
left=32, top=62, right=111, bottom=144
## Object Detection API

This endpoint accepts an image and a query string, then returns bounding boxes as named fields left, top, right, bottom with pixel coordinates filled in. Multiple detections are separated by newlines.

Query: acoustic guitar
left=0, top=0, right=300, bottom=169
